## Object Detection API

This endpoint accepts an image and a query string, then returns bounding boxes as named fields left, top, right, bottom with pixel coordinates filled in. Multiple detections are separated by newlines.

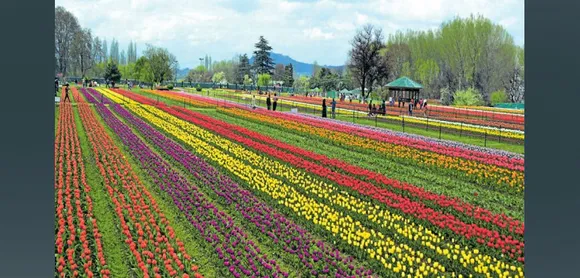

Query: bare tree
left=347, top=24, right=386, bottom=99
left=71, top=28, right=93, bottom=78
left=55, top=6, right=80, bottom=77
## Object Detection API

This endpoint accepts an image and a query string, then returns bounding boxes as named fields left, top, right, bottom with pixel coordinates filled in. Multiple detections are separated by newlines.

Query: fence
left=179, top=89, right=524, bottom=149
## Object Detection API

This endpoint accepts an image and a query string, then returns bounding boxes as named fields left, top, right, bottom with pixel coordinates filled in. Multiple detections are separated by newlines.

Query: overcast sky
left=55, top=0, right=524, bottom=68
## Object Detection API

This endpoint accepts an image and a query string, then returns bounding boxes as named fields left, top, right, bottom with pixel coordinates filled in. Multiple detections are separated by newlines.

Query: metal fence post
left=499, top=125, right=502, bottom=143
left=484, top=131, right=487, bottom=147
left=460, top=122, right=463, bottom=137
left=375, top=115, right=378, bottom=127
left=439, top=124, right=442, bottom=140
left=402, top=116, right=405, bottom=132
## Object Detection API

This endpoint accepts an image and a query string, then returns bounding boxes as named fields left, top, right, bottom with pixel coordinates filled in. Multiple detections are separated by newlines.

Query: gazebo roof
left=386, top=77, right=423, bottom=90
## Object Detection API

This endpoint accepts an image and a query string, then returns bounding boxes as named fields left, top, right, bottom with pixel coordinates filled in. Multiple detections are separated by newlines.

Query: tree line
left=55, top=6, right=178, bottom=87
left=347, top=14, right=524, bottom=105
left=56, top=6, right=523, bottom=104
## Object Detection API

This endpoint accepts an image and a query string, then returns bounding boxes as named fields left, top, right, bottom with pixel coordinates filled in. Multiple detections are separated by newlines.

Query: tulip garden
left=55, top=85, right=524, bottom=278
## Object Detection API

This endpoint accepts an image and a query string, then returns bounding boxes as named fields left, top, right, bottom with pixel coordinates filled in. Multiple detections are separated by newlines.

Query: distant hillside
left=250, top=52, right=344, bottom=76
left=176, top=68, right=190, bottom=79
left=177, top=53, right=345, bottom=80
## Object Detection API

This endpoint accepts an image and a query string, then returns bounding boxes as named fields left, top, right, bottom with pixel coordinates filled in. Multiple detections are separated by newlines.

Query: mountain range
left=249, top=53, right=345, bottom=76
left=176, top=53, right=345, bottom=79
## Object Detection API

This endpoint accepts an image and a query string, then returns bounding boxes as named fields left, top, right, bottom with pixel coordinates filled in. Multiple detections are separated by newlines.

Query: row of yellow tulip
left=220, top=107, right=524, bottom=193
left=100, top=88, right=523, bottom=277
left=207, top=90, right=524, bottom=140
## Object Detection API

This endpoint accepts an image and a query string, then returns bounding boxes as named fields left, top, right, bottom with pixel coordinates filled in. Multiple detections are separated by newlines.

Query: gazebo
left=386, top=77, right=423, bottom=107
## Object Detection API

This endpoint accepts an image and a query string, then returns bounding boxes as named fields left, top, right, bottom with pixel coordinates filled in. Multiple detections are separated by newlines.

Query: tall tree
left=142, top=44, right=178, bottom=85
left=284, top=64, right=294, bottom=87
left=55, top=6, right=80, bottom=77
left=92, top=37, right=102, bottom=65
left=102, top=38, right=108, bottom=63
left=104, top=62, right=122, bottom=84
left=312, top=61, right=321, bottom=77
left=236, top=54, right=251, bottom=84
left=108, top=39, right=120, bottom=64
left=70, top=28, right=94, bottom=78
left=273, top=63, right=285, bottom=81
left=347, top=24, right=386, bottom=99
left=253, top=36, right=275, bottom=74
left=120, top=50, right=127, bottom=65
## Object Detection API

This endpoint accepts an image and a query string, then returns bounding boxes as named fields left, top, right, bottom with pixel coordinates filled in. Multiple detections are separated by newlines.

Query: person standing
left=266, top=93, right=272, bottom=110
left=331, top=98, right=337, bottom=119
left=322, top=99, right=327, bottom=118
left=408, top=101, right=413, bottom=116
left=273, top=93, right=278, bottom=111
left=252, top=93, right=256, bottom=109
left=63, top=84, right=71, bottom=103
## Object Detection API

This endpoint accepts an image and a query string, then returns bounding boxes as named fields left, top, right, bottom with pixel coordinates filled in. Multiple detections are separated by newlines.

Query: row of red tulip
left=151, top=103, right=523, bottom=262
left=172, top=105, right=524, bottom=236
left=75, top=95, right=203, bottom=278
left=55, top=100, right=109, bottom=277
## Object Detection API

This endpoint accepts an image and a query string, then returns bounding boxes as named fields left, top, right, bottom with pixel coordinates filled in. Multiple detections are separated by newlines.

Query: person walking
left=331, top=98, right=337, bottom=119
left=251, top=93, right=256, bottom=109
left=266, top=93, right=272, bottom=110
left=63, top=83, right=71, bottom=103
left=322, top=99, right=328, bottom=118
left=273, top=93, right=278, bottom=111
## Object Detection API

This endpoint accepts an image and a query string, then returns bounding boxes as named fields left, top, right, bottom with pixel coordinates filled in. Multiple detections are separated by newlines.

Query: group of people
left=405, top=98, right=428, bottom=116
left=367, top=99, right=388, bottom=116
left=321, top=98, right=337, bottom=119
left=266, top=93, right=279, bottom=111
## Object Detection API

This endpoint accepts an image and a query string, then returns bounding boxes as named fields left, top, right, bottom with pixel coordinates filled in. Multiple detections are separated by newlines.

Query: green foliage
left=134, top=57, right=154, bottom=83
left=293, top=76, right=310, bottom=93
left=453, top=87, right=483, bottom=106
left=400, top=62, right=412, bottom=77
left=253, top=36, right=275, bottom=74
left=196, top=84, right=202, bottom=92
left=167, top=84, right=174, bottom=90
left=284, top=64, right=295, bottom=87
left=490, top=90, right=508, bottom=106
left=104, top=62, right=122, bottom=83
left=212, top=71, right=227, bottom=84
left=142, top=44, right=178, bottom=84
left=257, top=73, right=271, bottom=87
left=439, top=86, right=453, bottom=105
left=243, top=74, right=253, bottom=86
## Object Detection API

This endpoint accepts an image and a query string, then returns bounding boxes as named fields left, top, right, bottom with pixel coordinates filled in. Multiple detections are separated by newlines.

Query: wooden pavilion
left=386, top=77, right=423, bottom=107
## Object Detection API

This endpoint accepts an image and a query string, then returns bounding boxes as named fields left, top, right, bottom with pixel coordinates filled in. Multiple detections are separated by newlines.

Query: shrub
left=490, top=90, right=508, bottom=106
left=167, top=84, right=174, bottom=90
left=196, top=84, right=202, bottom=92
left=452, top=88, right=483, bottom=106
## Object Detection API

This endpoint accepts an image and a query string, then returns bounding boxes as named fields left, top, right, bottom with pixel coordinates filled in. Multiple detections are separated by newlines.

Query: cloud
left=303, top=28, right=335, bottom=40
left=55, top=0, right=524, bottom=67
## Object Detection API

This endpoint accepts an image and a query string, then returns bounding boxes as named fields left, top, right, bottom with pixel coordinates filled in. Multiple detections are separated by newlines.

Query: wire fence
left=180, top=90, right=524, bottom=149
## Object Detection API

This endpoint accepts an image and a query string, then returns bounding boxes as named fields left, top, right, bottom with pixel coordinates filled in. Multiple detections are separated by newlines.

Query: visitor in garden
left=368, top=100, right=373, bottom=116
left=266, top=93, right=272, bottom=110
left=273, top=93, right=278, bottom=111
left=408, top=101, right=413, bottom=116
left=322, top=99, right=327, bottom=118
left=252, top=93, right=256, bottom=109
left=382, top=99, right=386, bottom=115
left=63, top=84, right=71, bottom=103
left=331, top=98, right=337, bottom=119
